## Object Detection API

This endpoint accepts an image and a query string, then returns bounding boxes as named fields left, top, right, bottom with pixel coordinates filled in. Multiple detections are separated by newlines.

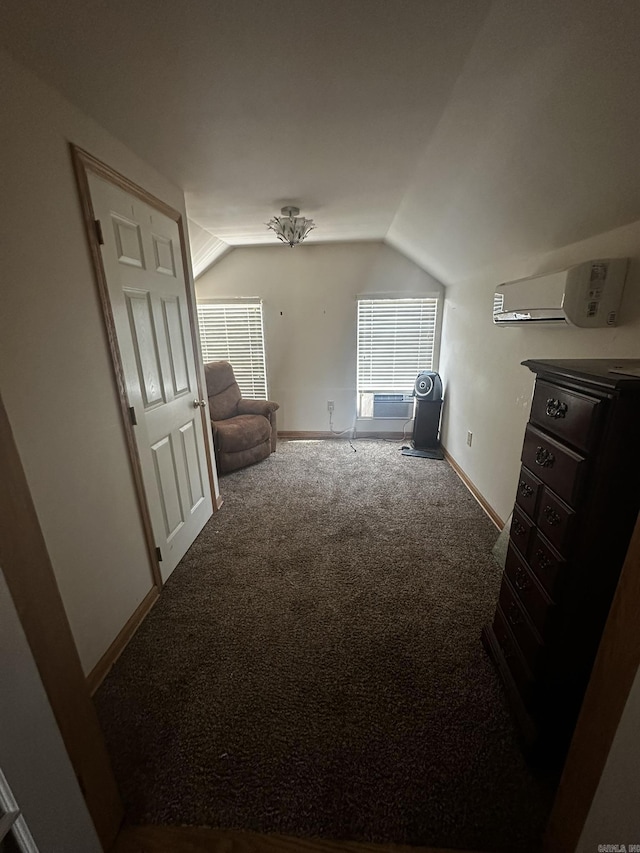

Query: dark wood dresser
left=482, top=359, right=640, bottom=762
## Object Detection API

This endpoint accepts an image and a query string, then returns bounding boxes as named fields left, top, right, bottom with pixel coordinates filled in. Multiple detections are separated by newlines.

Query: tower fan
left=401, top=370, right=444, bottom=459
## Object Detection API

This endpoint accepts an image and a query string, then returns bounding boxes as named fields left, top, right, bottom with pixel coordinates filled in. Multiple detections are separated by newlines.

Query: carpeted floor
left=95, top=440, right=554, bottom=852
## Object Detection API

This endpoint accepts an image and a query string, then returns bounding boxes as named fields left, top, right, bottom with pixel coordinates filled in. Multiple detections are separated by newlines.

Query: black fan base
left=401, top=445, right=444, bottom=460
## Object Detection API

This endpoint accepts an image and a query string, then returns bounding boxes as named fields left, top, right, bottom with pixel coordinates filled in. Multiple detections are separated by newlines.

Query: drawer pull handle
left=514, top=566, right=532, bottom=592
left=535, top=549, right=553, bottom=571
left=512, top=519, right=525, bottom=537
left=546, top=398, right=568, bottom=419
left=535, top=446, right=556, bottom=468
left=507, top=601, right=524, bottom=627
left=543, top=505, right=561, bottom=526
left=519, top=480, right=534, bottom=498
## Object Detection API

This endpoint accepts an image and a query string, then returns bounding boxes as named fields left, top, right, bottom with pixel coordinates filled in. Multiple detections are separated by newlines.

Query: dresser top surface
left=522, top=359, right=640, bottom=392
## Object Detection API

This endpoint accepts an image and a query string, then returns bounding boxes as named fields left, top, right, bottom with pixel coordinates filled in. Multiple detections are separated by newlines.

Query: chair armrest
left=236, top=399, right=279, bottom=417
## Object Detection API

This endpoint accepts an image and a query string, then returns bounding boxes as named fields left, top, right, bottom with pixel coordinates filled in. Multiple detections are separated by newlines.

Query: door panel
left=125, top=290, right=165, bottom=408
left=179, top=419, right=205, bottom=513
left=112, top=214, right=145, bottom=268
left=162, top=297, right=189, bottom=397
left=152, top=233, right=176, bottom=276
left=89, top=175, right=213, bottom=582
left=151, top=435, right=185, bottom=541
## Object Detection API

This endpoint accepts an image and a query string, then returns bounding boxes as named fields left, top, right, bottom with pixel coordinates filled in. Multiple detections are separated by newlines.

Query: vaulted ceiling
left=2, top=0, right=640, bottom=283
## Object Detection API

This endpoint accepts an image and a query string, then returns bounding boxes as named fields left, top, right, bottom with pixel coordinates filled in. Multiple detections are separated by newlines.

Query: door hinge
left=94, top=219, right=104, bottom=245
left=129, top=406, right=137, bottom=426
left=156, top=546, right=163, bottom=562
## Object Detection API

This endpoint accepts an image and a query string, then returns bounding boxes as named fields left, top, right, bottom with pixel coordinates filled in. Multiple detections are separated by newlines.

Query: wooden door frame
left=70, top=146, right=218, bottom=682
left=0, top=147, right=220, bottom=848
left=543, top=509, right=640, bottom=851
left=0, top=392, right=123, bottom=849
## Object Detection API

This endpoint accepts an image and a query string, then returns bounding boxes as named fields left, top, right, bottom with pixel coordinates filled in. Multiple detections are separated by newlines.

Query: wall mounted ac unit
left=493, top=258, right=628, bottom=327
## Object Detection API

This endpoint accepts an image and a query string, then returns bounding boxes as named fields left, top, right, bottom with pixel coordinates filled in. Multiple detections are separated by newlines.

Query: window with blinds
left=197, top=300, right=268, bottom=399
left=357, top=297, right=438, bottom=416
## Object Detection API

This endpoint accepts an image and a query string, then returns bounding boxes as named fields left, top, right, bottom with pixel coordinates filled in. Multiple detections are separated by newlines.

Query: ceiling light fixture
left=267, top=206, right=315, bottom=247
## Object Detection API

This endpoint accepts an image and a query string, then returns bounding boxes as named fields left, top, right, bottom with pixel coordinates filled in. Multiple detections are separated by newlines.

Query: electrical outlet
left=467, top=431, right=473, bottom=446
left=327, top=400, right=335, bottom=413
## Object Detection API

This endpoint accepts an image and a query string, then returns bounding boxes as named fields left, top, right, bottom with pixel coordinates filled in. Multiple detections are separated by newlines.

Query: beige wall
left=439, top=219, right=640, bottom=524
left=440, top=222, right=640, bottom=848
left=196, top=242, right=443, bottom=433
left=0, top=572, right=101, bottom=851
left=0, top=49, right=201, bottom=673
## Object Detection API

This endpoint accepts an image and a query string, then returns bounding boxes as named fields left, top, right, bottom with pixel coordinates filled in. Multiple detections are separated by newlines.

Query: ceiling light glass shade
left=267, top=206, right=315, bottom=247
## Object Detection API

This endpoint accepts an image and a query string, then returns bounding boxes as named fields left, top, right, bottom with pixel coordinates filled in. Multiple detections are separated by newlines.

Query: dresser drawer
left=515, top=466, right=543, bottom=519
left=498, top=578, right=545, bottom=675
left=493, top=607, right=534, bottom=705
left=504, top=544, right=554, bottom=637
left=528, top=531, right=567, bottom=598
left=536, top=488, right=576, bottom=554
left=530, top=380, right=603, bottom=453
left=510, top=505, right=535, bottom=555
left=521, top=424, right=587, bottom=506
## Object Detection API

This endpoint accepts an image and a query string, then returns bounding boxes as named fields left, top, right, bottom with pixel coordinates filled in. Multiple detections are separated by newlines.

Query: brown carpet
left=95, top=439, right=554, bottom=852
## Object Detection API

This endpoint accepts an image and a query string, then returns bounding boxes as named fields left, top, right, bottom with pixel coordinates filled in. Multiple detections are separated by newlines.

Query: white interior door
left=89, top=176, right=213, bottom=582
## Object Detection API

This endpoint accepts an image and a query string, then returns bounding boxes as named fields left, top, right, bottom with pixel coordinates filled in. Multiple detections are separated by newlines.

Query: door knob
left=193, top=399, right=207, bottom=408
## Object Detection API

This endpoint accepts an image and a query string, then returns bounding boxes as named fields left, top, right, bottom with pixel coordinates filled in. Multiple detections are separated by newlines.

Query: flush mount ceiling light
left=266, top=206, right=315, bottom=247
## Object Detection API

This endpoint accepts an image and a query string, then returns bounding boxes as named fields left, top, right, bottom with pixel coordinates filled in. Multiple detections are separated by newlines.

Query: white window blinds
left=357, top=297, right=438, bottom=393
left=197, top=300, right=268, bottom=399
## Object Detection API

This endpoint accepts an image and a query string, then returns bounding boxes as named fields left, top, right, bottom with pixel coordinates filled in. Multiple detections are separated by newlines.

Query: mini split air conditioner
left=493, top=258, right=628, bottom=327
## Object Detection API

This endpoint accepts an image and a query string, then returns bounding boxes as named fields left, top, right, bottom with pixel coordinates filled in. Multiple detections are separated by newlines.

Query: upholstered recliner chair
left=204, top=361, right=279, bottom=474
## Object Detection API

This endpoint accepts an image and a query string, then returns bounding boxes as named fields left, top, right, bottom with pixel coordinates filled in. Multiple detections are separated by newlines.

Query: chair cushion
left=208, top=383, right=241, bottom=421
left=204, top=361, right=242, bottom=420
left=214, top=414, right=271, bottom=454
left=204, top=360, right=236, bottom=396
left=217, top=440, right=271, bottom=474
